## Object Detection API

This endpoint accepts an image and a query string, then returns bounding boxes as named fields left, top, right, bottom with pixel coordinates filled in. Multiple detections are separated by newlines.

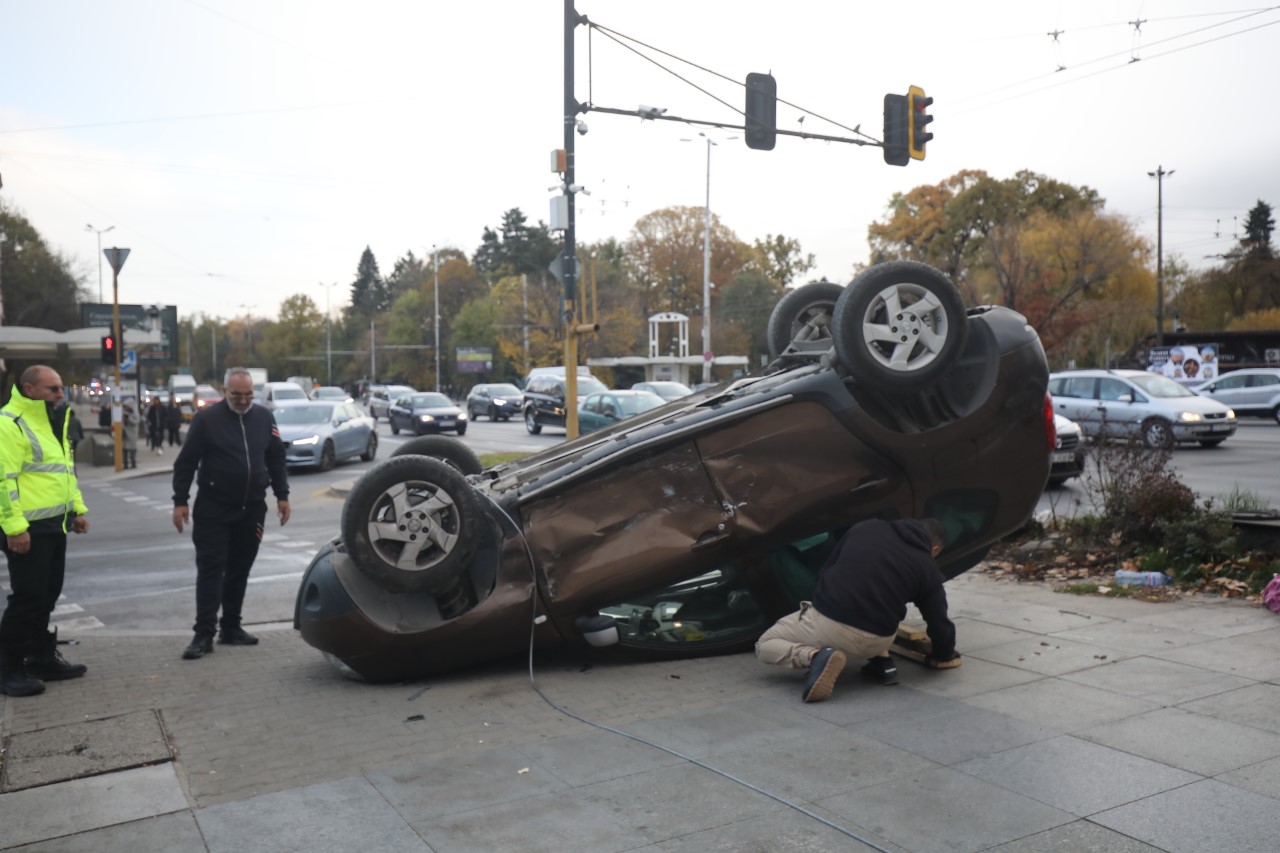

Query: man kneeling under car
left=755, top=517, right=960, bottom=703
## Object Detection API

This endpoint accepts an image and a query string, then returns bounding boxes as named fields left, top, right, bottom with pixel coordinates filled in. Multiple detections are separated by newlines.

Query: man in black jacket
left=756, top=518, right=958, bottom=703
left=172, top=368, right=290, bottom=660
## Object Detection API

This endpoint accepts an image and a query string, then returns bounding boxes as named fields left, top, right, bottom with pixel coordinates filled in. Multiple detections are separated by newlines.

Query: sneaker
left=802, top=647, right=846, bottom=703
left=860, top=656, right=899, bottom=686
left=182, top=634, right=214, bottom=660
left=217, top=626, right=259, bottom=646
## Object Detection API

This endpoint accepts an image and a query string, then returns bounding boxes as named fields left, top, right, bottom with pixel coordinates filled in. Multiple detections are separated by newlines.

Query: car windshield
left=274, top=387, right=307, bottom=401
left=410, top=394, right=453, bottom=408
left=486, top=384, right=521, bottom=396
left=1127, top=373, right=1197, bottom=398
left=274, top=405, right=333, bottom=425
left=579, top=377, right=608, bottom=395
left=618, top=394, right=665, bottom=415
left=314, top=387, right=346, bottom=398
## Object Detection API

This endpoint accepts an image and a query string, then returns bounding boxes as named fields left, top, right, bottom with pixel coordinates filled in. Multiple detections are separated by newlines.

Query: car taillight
left=1043, top=394, right=1056, bottom=451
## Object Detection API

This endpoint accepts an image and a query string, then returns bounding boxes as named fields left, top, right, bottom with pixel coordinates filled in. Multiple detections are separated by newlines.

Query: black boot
left=1, top=644, right=46, bottom=697
left=182, top=633, right=214, bottom=660
left=25, top=627, right=87, bottom=681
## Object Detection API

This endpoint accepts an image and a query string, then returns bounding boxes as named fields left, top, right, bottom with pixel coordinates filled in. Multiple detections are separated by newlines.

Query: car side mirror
left=1117, top=394, right=1133, bottom=403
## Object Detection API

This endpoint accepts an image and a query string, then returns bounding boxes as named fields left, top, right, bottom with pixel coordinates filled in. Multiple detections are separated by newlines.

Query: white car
left=1049, top=369, right=1237, bottom=449
left=1192, top=369, right=1280, bottom=425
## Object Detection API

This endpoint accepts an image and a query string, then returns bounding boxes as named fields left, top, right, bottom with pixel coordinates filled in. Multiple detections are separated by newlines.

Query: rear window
left=273, top=387, right=307, bottom=401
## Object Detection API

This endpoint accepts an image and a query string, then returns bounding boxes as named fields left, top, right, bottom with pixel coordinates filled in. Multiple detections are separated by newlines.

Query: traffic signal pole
left=111, top=264, right=123, bottom=472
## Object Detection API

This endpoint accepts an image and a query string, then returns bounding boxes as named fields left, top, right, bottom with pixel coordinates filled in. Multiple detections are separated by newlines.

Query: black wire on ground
left=477, top=490, right=895, bottom=853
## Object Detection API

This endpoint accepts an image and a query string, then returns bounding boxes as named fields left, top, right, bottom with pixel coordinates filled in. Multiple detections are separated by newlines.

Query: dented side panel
left=522, top=442, right=732, bottom=607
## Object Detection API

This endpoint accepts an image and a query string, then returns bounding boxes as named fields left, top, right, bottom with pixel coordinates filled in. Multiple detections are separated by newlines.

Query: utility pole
left=1148, top=165, right=1174, bottom=346
left=433, top=248, right=440, bottom=393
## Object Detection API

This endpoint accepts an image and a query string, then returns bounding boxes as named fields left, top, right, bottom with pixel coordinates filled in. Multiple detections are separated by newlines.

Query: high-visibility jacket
left=0, top=392, right=88, bottom=537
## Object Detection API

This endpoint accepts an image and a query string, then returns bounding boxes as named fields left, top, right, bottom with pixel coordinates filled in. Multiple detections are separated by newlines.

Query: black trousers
left=167, top=426, right=181, bottom=446
left=191, top=503, right=267, bottom=636
left=0, top=534, right=66, bottom=649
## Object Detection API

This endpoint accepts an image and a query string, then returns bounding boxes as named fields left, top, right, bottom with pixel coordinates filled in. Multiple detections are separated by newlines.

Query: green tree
left=1243, top=200, right=1276, bottom=259
left=0, top=202, right=87, bottom=331
left=473, top=208, right=559, bottom=277
left=347, top=246, right=387, bottom=317
left=745, top=234, right=816, bottom=288
left=718, top=270, right=783, bottom=367
left=259, top=294, right=325, bottom=380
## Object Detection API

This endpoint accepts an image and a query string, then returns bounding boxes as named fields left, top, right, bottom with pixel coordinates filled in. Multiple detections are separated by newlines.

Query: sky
left=2, top=1, right=1278, bottom=326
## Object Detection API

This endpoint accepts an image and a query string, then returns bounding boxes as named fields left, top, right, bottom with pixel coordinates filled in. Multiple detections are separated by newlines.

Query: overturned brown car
left=295, top=262, right=1053, bottom=681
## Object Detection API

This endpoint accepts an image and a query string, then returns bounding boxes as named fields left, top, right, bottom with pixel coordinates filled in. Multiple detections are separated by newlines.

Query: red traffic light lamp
left=100, top=334, right=116, bottom=364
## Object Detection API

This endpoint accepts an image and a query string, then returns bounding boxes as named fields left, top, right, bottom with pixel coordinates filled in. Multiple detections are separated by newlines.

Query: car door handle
left=692, top=528, right=730, bottom=550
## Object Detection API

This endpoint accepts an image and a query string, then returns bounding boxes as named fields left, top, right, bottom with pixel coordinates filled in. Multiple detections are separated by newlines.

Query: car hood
left=1163, top=394, right=1233, bottom=415
left=278, top=422, right=332, bottom=440
left=409, top=405, right=462, bottom=416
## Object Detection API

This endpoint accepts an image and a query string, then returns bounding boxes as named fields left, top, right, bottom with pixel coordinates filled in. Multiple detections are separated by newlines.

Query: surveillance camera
left=576, top=120, right=588, bottom=136
left=637, top=105, right=667, bottom=120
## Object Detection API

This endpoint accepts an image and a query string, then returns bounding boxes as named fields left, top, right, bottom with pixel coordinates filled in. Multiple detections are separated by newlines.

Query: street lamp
left=1147, top=166, right=1174, bottom=346
left=319, top=282, right=338, bottom=386
left=85, top=224, right=114, bottom=303
left=681, top=132, right=736, bottom=384
left=432, top=246, right=440, bottom=393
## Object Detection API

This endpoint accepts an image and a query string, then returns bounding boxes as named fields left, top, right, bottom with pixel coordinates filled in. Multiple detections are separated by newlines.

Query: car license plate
left=440, top=419, right=455, bottom=427
left=1051, top=450, right=1075, bottom=463
left=1210, top=423, right=1229, bottom=432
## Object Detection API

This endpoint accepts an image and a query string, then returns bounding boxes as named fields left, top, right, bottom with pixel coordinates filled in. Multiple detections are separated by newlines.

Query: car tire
left=456, top=424, right=467, bottom=436
left=525, top=408, right=542, bottom=435
left=390, top=419, right=400, bottom=435
left=767, top=280, right=846, bottom=359
left=341, top=455, right=482, bottom=593
left=317, top=440, right=336, bottom=472
left=391, top=435, right=483, bottom=475
left=1272, top=404, right=1280, bottom=425
left=360, top=433, right=378, bottom=462
left=831, top=261, right=968, bottom=391
left=488, top=404, right=498, bottom=421
left=1141, top=418, right=1175, bottom=450
left=1198, top=438, right=1226, bottom=448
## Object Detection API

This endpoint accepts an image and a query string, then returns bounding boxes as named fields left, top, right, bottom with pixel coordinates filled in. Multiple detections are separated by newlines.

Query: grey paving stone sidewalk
left=2, top=573, right=1279, bottom=852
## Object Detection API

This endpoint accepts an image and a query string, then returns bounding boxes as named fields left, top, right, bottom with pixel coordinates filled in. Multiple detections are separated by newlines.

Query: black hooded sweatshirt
left=812, top=518, right=956, bottom=660
left=171, top=400, right=288, bottom=521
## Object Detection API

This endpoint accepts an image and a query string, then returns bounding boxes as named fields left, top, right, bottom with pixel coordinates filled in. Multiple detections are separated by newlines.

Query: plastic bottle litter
left=1113, top=570, right=1171, bottom=586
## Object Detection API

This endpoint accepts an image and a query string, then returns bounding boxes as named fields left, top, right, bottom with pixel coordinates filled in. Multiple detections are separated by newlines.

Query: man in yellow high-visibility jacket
left=0, top=365, right=90, bottom=697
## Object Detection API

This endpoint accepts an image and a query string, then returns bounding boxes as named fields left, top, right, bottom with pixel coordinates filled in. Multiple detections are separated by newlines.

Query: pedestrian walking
left=165, top=397, right=184, bottom=446
left=121, top=402, right=139, bottom=469
left=145, top=396, right=165, bottom=454
left=66, top=408, right=85, bottom=468
left=0, top=365, right=90, bottom=697
left=755, top=518, right=959, bottom=703
left=171, top=367, right=290, bottom=660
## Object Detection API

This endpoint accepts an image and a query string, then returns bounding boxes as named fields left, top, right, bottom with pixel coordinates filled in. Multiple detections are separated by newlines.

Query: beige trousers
left=755, top=602, right=896, bottom=669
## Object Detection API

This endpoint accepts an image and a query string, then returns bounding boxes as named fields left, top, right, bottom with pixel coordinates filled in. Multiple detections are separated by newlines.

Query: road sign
left=120, top=349, right=137, bottom=374
left=104, top=247, right=130, bottom=273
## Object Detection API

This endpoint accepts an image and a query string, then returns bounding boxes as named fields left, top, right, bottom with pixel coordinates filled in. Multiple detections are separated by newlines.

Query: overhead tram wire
left=952, top=5, right=1280, bottom=110
left=586, top=21, right=877, bottom=143
left=952, top=11, right=1280, bottom=115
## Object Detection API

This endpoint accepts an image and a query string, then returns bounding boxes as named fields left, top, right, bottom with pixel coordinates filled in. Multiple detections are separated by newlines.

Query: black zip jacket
left=172, top=401, right=288, bottom=520
left=812, top=518, right=956, bottom=660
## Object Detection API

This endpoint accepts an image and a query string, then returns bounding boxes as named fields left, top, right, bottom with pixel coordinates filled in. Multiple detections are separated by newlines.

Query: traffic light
left=744, top=72, right=777, bottom=151
left=908, top=85, right=933, bottom=161
left=882, top=93, right=909, bottom=166
left=100, top=334, right=116, bottom=364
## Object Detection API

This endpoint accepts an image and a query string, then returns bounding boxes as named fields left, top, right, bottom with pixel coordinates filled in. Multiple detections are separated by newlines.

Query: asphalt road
left=45, top=416, right=1280, bottom=640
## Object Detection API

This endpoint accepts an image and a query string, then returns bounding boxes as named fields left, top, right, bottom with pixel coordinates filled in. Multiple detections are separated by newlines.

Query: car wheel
left=391, top=435, right=483, bottom=474
left=831, top=261, right=969, bottom=391
left=488, top=404, right=498, bottom=421
left=1198, top=438, right=1226, bottom=448
left=525, top=408, right=542, bottom=435
left=360, top=433, right=378, bottom=461
left=317, top=440, right=336, bottom=472
left=1272, top=404, right=1280, bottom=425
left=766, top=280, right=845, bottom=358
left=390, top=418, right=400, bottom=435
left=456, top=424, right=467, bottom=436
left=1141, top=418, right=1175, bottom=450
left=341, top=455, right=482, bottom=593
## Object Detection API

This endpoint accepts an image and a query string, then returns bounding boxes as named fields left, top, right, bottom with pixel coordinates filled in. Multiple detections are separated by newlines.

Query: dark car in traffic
left=388, top=392, right=468, bottom=436
left=465, top=383, right=524, bottom=421
left=522, top=373, right=609, bottom=434
left=578, top=389, right=666, bottom=434
left=296, top=261, right=1054, bottom=682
